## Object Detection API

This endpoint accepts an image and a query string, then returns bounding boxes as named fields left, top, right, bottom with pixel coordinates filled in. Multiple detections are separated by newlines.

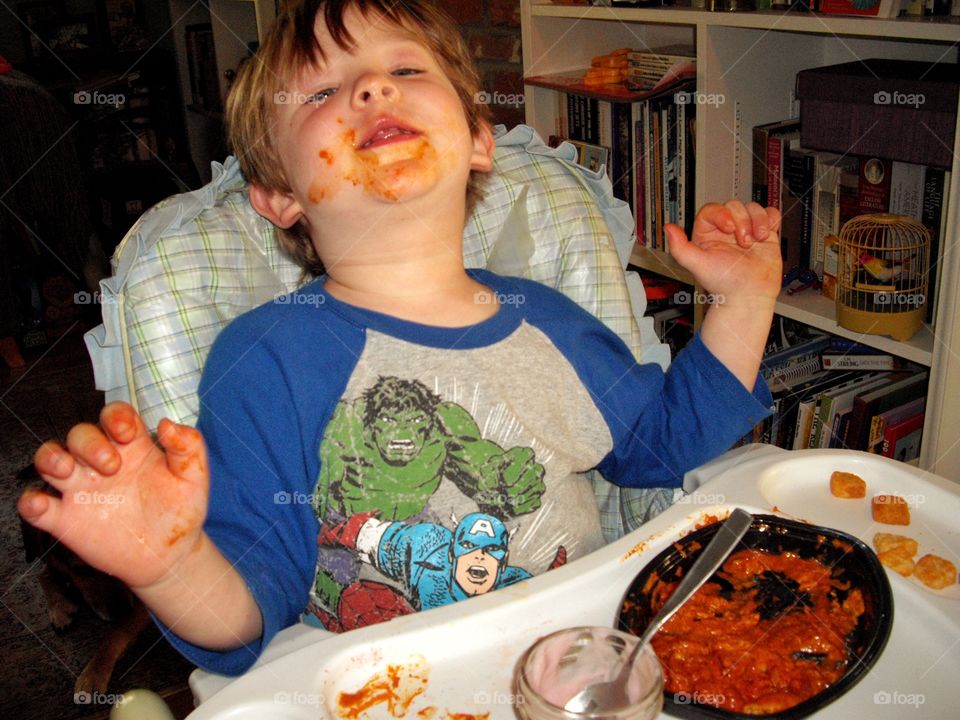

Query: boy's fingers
left=17, top=489, right=61, bottom=534
left=694, top=202, right=736, bottom=234
left=66, top=422, right=121, bottom=476
left=100, top=402, right=145, bottom=445
left=157, top=419, right=208, bottom=485
left=722, top=200, right=754, bottom=246
left=744, top=201, right=770, bottom=240
left=34, top=440, right=75, bottom=480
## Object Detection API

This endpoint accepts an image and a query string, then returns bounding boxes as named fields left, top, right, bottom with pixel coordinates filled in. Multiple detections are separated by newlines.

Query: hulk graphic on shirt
left=310, top=376, right=547, bottom=626
left=314, top=376, right=546, bottom=520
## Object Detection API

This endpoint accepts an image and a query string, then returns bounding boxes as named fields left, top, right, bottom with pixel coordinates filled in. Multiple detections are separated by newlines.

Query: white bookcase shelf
left=522, top=1, right=960, bottom=477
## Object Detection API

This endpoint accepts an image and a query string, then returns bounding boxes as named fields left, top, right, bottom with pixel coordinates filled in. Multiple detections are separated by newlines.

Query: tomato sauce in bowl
left=618, top=514, right=892, bottom=720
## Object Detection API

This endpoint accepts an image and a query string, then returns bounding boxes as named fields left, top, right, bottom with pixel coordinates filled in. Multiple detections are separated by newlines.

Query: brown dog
left=20, top=480, right=152, bottom=698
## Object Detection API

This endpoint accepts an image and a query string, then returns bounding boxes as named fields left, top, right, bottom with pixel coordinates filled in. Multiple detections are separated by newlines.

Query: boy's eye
left=392, top=67, right=422, bottom=77
left=306, top=88, right=337, bottom=104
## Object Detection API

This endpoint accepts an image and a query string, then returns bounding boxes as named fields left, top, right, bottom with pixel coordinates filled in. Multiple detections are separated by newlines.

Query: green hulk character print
left=310, top=376, right=547, bottom=629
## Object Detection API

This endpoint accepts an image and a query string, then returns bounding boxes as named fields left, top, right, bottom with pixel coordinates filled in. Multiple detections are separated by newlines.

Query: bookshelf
left=521, top=2, right=960, bottom=478
left=168, top=0, right=277, bottom=182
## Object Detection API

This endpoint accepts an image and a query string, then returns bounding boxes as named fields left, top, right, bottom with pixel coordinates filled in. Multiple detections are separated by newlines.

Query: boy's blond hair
left=226, top=0, right=491, bottom=275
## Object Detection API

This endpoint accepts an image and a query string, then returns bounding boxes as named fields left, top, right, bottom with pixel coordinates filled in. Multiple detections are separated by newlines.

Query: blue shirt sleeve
left=154, top=304, right=347, bottom=675
left=510, top=275, right=772, bottom=487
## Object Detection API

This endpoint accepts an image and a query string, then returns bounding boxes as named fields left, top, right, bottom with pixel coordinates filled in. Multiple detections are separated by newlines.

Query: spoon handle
left=638, top=507, right=753, bottom=647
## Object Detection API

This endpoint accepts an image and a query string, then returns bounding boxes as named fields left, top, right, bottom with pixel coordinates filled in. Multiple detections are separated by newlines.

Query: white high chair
left=83, top=125, right=679, bottom=706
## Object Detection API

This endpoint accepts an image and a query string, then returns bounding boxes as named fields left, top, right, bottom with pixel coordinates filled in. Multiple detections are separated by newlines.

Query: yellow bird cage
left=836, top=213, right=930, bottom=341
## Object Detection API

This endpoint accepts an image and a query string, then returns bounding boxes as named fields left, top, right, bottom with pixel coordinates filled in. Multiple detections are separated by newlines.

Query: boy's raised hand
left=664, top=200, right=782, bottom=305
left=18, top=403, right=209, bottom=591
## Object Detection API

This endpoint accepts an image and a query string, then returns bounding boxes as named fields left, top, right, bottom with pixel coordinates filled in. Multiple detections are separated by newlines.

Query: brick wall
left=443, top=0, right=525, bottom=129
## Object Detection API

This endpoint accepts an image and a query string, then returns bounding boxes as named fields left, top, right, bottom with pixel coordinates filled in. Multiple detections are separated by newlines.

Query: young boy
left=19, top=0, right=781, bottom=675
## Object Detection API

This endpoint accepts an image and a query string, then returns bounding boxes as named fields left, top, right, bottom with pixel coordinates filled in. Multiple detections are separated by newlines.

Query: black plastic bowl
left=617, top=513, right=893, bottom=719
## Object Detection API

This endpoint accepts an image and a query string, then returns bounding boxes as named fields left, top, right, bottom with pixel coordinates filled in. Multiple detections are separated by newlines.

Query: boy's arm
left=18, top=403, right=263, bottom=650
left=665, top=201, right=782, bottom=389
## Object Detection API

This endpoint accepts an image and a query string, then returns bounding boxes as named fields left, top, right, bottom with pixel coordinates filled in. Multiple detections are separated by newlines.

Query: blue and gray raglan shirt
left=160, top=268, right=771, bottom=674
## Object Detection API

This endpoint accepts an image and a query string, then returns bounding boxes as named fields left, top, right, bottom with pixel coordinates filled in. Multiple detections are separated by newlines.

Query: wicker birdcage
left=836, top=213, right=930, bottom=341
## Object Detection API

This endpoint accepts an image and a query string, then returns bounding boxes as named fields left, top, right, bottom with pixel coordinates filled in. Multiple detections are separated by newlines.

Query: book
left=868, top=396, right=926, bottom=454
left=818, top=0, right=903, bottom=17
left=810, top=152, right=858, bottom=278
left=812, top=372, right=891, bottom=448
left=751, top=119, right=800, bottom=207
left=845, top=371, right=928, bottom=451
left=821, top=353, right=906, bottom=371
left=793, top=371, right=858, bottom=450
left=882, top=412, right=925, bottom=461
left=767, top=130, right=803, bottom=270
left=762, top=334, right=832, bottom=390
left=783, top=144, right=817, bottom=272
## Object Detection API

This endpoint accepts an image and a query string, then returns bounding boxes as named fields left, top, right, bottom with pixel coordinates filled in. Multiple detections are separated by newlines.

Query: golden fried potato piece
left=873, top=533, right=919, bottom=558
left=877, top=549, right=915, bottom=577
left=872, top=495, right=911, bottom=525
left=915, top=554, right=957, bottom=590
left=830, top=471, right=866, bottom=499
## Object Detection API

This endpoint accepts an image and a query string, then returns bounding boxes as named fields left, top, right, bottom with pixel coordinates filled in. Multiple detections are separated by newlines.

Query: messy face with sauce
left=259, top=6, right=492, bottom=241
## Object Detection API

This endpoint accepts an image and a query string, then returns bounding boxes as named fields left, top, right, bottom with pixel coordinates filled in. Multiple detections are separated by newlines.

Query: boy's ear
left=248, top=183, right=304, bottom=229
left=469, top=122, right=495, bottom=173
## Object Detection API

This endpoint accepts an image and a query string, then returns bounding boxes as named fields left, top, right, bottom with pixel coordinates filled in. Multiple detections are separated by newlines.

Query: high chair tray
left=186, top=448, right=960, bottom=719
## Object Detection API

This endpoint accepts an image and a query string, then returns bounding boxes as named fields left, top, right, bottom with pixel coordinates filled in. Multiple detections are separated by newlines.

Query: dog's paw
left=75, top=659, right=111, bottom=698
left=49, top=597, right=79, bottom=631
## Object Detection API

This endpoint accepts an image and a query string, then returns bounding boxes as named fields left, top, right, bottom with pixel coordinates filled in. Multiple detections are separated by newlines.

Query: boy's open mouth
left=358, top=118, right=420, bottom=150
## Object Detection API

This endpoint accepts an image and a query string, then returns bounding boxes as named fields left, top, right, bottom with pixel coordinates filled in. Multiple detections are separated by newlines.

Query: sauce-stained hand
left=18, top=402, right=209, bottom=591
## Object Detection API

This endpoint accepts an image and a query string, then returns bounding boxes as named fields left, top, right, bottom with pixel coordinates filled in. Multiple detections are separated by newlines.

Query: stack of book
left=750, top=331, right=927, bottom=461
left=525, top=45, right=696, bottom=244
left=752, top=118, right=951, bottom=323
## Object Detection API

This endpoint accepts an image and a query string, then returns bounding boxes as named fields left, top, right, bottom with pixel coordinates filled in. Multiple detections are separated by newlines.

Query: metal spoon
left=564, top=508, right=754, bottom=715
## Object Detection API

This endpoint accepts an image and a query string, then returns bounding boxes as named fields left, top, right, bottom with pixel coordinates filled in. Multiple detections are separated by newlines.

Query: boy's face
left=256, top=7, right=492, bottom=231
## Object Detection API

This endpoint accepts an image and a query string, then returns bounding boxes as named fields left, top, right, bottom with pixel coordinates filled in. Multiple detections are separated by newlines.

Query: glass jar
left=514, top=627, right=663, bottom=720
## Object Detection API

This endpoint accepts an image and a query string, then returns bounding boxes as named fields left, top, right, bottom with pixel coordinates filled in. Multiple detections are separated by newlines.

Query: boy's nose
left=352, top=73, right=398, bottom=107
